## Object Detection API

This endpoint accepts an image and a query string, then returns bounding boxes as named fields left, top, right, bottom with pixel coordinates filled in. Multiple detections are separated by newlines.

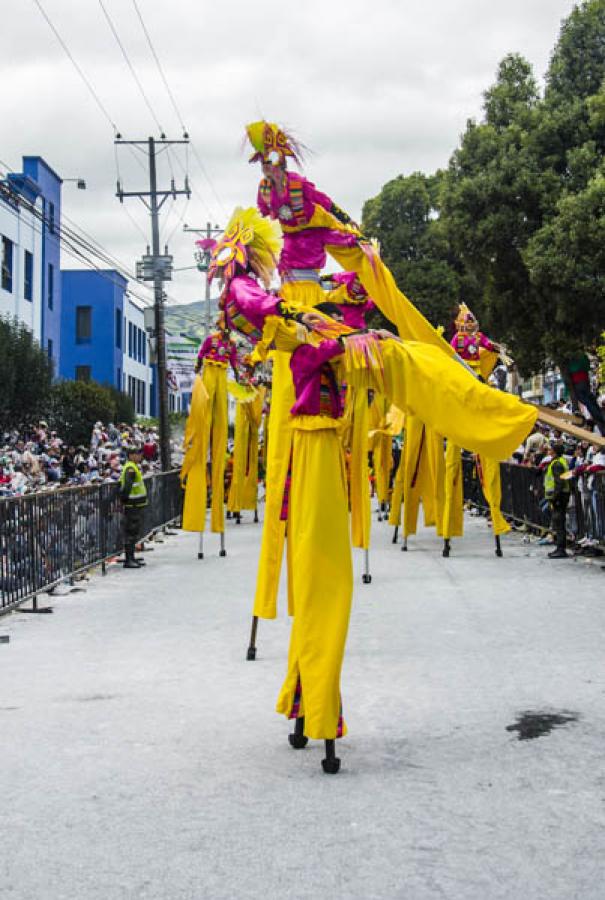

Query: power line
left=97, top=0, right=164, bottom=136
left=190, top=142, right=227, bottom=217
left=131, top=0, right=187, bottom=133
left=127, top=0, right=226, bottom=217
left=164, top=195, right=190, bottom=246
left=31, top=0, right=151, bottom=185
left=32, top=0, right=118, bottom=133
left=1, top=157, right=152, bottom=298
left=113, top=142, right=148, bottom=242
left=0, top=194, right=154, bottom=307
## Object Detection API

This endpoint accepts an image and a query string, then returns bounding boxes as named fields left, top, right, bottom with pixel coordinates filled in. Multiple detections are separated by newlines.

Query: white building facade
left=0, top=180, right=44, bottom=341
left=122, top=295, right=154, bottom=418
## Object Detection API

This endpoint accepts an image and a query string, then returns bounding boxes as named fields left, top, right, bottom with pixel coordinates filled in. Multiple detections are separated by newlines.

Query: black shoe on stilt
left=288, top=716, right=308, bottom=749
left=321, top=739, right=340, bottom=774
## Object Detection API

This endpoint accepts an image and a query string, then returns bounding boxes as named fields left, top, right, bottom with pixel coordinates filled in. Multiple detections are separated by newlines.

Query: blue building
left=60, top=269, right=154, bottom=416
left=61, top=269, right=124, bottom=385
left=0, top=156, right=62, bottom=368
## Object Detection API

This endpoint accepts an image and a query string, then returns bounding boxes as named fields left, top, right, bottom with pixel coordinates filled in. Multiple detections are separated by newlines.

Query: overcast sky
left=2, top=0, right=576, bottom=306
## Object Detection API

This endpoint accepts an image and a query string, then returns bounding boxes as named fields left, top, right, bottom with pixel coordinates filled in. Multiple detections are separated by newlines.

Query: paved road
left=1, top=512, right=604, bottom=899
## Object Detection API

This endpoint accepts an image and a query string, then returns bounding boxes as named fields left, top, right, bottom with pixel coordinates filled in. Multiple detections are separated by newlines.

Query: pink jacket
left=257, top=172, right=357, bottom=273
left=198, top=333, right=238, bottom=370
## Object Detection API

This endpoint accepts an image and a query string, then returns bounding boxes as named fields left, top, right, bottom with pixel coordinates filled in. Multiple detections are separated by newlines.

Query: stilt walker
left=199, top=207, right=366, bottom=772
left=450, top=303, right=510, bottom=555
left=244, top=122, right=362, bottom=641
left=181, top=318, right=238, bottom=557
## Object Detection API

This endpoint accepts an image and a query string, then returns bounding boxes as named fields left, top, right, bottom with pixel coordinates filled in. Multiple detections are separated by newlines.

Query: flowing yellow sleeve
left=344, top=338, right=537, bottom=461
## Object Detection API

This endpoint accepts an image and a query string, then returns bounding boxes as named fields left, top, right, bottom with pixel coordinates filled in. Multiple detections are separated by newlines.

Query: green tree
left=0, top=316, right=53, bottom=433
left=104, top=384, right=135, bottom=426
left=546, top=0, right=605, bottom=103
left=483, top=53, right=539, bottom=130
left=362, top=171, right=462, bottom=328
left=440, top=3, right=605, bottom=372
left=440, top=103, right=551, bottom=371
left=50, top=381, right=116, bottom=446
left=524, top=167, right=605, bottom=363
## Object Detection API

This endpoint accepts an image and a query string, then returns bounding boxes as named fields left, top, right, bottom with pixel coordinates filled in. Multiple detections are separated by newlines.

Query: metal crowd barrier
left=0, top=470, right=183, bottom=616
left=463, top=457, right=605, bottom=542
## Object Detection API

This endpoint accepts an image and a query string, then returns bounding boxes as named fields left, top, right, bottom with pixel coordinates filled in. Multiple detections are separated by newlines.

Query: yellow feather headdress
left=197, top=207, right=283, bottom=288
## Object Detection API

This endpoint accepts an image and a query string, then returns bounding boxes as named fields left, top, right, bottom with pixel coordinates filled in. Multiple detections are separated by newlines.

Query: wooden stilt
left=288, top=716, right=308, bottom=749
left=322, top=739, right=341, bottom=774
left=362, top=549, right=372, bottom=584
left=246, top=616, right=258, bottom=660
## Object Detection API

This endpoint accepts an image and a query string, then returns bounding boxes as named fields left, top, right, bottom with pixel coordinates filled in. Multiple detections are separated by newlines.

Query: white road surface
left=1, top=511, right=604, bottom=900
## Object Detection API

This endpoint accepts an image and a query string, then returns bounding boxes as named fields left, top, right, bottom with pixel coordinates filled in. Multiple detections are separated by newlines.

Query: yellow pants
left=227, top=400, right=261, bottom=512
left=388, top=450, right=405, bottom=527
left=442, top=442, right=464, bottom=539
left=276, top=419, right=353, bottom=740
left=253, top=280, right=324, bottom=620
left=477, top=455, right=511, bottom=536
left=369, top=394, right=392, bottom=506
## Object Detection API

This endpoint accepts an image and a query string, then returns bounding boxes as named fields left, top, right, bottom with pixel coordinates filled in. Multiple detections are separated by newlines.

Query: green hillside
left=164, top=300, right=219, bottom=341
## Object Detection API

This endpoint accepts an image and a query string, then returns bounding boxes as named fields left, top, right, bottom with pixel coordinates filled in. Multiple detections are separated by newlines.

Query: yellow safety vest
left=544, top=456, right=570, bottom=499
left=119, top=461, right=148, bottom=506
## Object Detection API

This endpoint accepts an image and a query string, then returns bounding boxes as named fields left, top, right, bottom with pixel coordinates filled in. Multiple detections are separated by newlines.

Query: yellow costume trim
left=348, top=388, right=371, bottom=550
left=227, top=381, right=258, bottom=402
left=281, top=204, right=360, bottom=237
left=290, top=414, right=342, bottom=432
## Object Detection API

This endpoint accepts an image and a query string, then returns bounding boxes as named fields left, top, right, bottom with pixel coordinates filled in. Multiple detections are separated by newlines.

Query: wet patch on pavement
left=506, top=711, right=579, bottom=741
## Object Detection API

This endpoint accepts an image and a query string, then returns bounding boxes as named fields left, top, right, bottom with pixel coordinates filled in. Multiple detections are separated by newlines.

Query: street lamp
left=63, top=178, right=87, bottom=190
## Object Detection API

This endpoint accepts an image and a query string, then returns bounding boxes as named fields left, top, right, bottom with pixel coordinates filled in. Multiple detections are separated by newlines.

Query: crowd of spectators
left=509, top=399, right=605, bottom=544
left=0, top=421, right=162, bottom=497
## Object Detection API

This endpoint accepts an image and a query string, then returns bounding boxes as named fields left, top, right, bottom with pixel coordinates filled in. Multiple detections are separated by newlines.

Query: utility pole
left=184, top=222, right=222, bottom=336
left=115, top=136, right=190, bottom=471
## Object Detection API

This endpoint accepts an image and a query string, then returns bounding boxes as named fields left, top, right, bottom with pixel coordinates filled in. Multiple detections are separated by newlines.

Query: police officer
left=119, top=446, right=148, bottom=568
left=544, top=440, right=571, bottom=559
